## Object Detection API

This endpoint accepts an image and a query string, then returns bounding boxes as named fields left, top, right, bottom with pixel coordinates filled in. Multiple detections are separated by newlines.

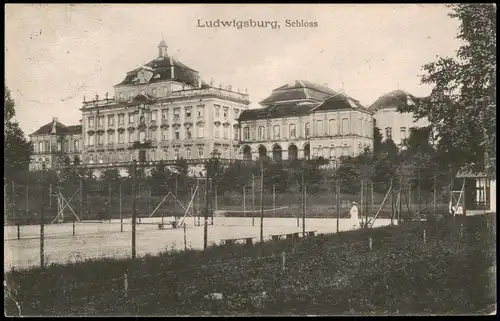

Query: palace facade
left=368, top=90, right=430, bottom=146
left=29, top=40, right=250, bottom=176
left=238, top=80, right=374, bottom=165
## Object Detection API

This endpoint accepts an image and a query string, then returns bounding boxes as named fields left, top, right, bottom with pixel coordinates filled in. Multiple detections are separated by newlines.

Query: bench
left=221, top=237, right=255, bottom=246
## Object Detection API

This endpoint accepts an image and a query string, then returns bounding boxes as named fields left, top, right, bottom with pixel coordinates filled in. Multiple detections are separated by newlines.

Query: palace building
left=368, top=90, right=429, bottom=146
left=29, top=40, right=250, bottom=176
left=238, top=80, right=374, bottom=164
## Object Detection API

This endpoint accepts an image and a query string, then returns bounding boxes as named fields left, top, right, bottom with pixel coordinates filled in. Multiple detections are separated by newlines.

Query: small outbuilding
left=455, top=171, right=496, bottom=215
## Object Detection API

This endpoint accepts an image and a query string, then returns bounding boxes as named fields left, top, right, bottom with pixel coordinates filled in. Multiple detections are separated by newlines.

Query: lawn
left=4, top=213, right=495, bottom=316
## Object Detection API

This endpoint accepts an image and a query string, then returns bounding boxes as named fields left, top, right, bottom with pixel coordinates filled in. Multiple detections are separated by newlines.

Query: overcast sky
left=5, top=4, right=462, bottom=136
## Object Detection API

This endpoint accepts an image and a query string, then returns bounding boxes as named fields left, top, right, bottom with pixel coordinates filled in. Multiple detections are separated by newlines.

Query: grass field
left=4, top=213, right=495, bottom=316
left=4, top=216, right=393, bottom=271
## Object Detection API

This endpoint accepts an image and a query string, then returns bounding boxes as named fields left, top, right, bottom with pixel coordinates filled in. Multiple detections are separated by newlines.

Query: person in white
left=350, top=201, right=360, bottom=230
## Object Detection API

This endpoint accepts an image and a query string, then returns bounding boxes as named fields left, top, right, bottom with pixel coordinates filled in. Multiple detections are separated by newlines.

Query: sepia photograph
left=4, top=3, right=496, bottom=316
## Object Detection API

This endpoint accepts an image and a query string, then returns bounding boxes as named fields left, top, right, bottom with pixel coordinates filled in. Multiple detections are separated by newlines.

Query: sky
left=5, top=4, right=462, bottom=137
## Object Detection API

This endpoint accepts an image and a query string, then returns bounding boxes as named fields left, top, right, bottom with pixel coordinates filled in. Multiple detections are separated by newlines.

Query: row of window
left=85, top=145, right=238, bottom=163
left=35, top=140, right=80, bottom=153
left=242, top=118, right=369, bottom=141
left=86, top=125, right=240, bottom=146
left=87, top=105, right=241, bottom=128
left=385, top=127, right=407, bottom=141
left=118, top=87, right=173, bottom=100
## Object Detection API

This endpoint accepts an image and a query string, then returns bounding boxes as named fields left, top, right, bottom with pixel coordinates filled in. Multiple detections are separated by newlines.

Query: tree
left=4, top=83, right=32, bottom=181
left=400, top=4, right=496, bottom=177
left=101, top=168, right=120, bottom=181
left=373, top=122, right=384, bottom=156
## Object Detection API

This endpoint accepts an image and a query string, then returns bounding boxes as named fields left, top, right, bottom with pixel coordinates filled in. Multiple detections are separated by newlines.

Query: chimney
left=53, top=117, right=59, bottom=123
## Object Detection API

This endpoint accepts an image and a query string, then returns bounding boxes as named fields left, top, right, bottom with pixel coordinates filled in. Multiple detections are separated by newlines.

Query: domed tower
left=158, top=37, right=168, bottom=58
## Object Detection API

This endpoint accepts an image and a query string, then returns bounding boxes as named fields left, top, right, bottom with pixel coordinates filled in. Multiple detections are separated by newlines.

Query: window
left=162, top=129, right=168, bottom=141
left=358, top=117, right=363, bottom=134
left=329, top=119, right=337, bottom=135
left=129, top=131, right=134, bottom=143
left=342, top=118, right=349, bottom=135
left=215, top=126, right=220, bottom=138
left=45, top=141, right=49, bottom=152
left=198, top=145, right=204, bottom=158
left=128, top=113, right=135, bottom=124
left=108, top=132, right=114, bottom=143
left=305, top=123, right=310, bottom=138
left=186, top=146, right=192, bottom=159
left=108, top=115, right=114, bottom=126
left=197, top=105, right=204, bottom=117
left=198, top=127, right=204, bottom=138
left=234, top=126, right=239, bottom=140
left=175, top=131, right=180, bottom=140
left=149, top=129, right=156, bottom=141
left=358, top=141, right=362, bottom=152
left=342, top=144, right=348, bottom=157
left=316, top=120, right=323, bottom=136
left=118, top=132, right=124, bottom=143
left=289, top=124, right=296, bottom=138
left=385, top=127, right=392, bottom=140
left=223, top=127, right=228, bottom=139
left=223, top=107, right=228, bottom=119
left=244, top=127, right=250, bottom=140
left=318, top=145, right=323, bottom=157
left=38, top=142, right=43, bottom=153
left=57, top=141, right=62, bottom=152
left=215, top=105, right=221, bottom=117
left=400, top=127, right=407, bottom=141
left=97, top=134, right=104, bottom=146
left=174, top=108, right=180, bottom=120
left=174, top=148, right=180, bottom=159
left=88, top=117, right=94, bottom=128
left=186, top=128, right=192, bottom=139
left=234, top=108, right=239, bottom=119
left=152, top=88, right=157, bottom=97
left=88, top=135, right=94, bottom=146
left=151, top=110, right=157, bottom=122
left=98, top=116, right=104, bottom=127
left=118, top=114, right=124, bottom=125
left=129, top=92, right=134, bottom=99
left=162, top=109, right=168, bottom=120
left=138, top=131, right=145, bottom=142
left=185, top=107, right=192, bottom=119
left=258, top=126, right=265, bottom=140
left=273, top=125, right=280, bottom=139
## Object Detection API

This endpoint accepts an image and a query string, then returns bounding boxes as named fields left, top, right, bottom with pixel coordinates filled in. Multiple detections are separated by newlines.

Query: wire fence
left=5, top=170, right=461, bottom=226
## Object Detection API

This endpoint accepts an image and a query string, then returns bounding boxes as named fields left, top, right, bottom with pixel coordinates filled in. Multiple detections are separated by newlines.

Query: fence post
left=73, top=221, right=76, bottom=236
left=124, top=272, right=128, bottom=298
left=460, top=223, right=464, bottom=239
left=184, top=224, right=187, bottom=251
left=26, top=184, right=29, bottom=212
left=423, top=229, right=426, bottom=244
left=368, top=237, right=372, bottom=251
left=17, top=224, right=20, bottom=240
left=49, top=183, right=52, bottom=208
left=119, top=182, right=123, bottom=232
left=281, top=252, right=286, bottom=271
left=12, top=181, right=16, bottom=217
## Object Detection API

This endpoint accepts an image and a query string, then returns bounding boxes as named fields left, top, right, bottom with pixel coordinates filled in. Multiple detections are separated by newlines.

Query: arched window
left=243, top=127, right=250, bottom=140
left=305, top=123, right=310, bottom=138
left=289, top=124, right=296, bottom=139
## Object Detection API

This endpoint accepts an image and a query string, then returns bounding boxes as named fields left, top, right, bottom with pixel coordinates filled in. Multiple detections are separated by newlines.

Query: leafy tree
left=373, top=122, right=384, bottom=156
left=4, top=83, right=32, bottom=181
left=101, top=168, right=120, bottom=181
left=400, top=4, right=496, bottom=177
